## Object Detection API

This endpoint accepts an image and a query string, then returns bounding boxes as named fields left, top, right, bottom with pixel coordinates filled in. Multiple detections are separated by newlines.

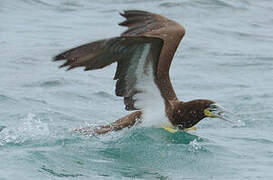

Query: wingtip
left=58, top=63, right=66, bottom=69
left=66, top=66, right=74, bottom=71
left=119, top=11, right=125, bottom=17
left=123, top=10, right=151, bottom=16
left=118, top=21, right=128, bottom=26
left=52, top=56, right=59, bottom=62
left=53, top=54, right=65, bottom=61
left=53, top=55, right=68, bottom=70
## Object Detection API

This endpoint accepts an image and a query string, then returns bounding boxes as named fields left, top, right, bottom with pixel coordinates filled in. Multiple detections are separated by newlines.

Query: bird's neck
left=165, top=100, right=180, bottom=126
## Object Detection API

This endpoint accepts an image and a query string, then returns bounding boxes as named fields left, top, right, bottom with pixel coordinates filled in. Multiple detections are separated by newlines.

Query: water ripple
left=230, top=137, right=273, bottom=145
left=160, top=0, right=249, bottom=10
left=23, top=79, right=70, bottom=88
left=40, top=165, right=84, bottom=178
left=0, top=94, right=17, bottom=103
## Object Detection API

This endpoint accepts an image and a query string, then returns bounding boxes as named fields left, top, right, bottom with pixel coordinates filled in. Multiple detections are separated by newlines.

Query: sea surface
left=1, top=0, right=273, bottom=179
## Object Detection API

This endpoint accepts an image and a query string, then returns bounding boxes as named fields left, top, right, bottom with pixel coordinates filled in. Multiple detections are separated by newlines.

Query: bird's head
left=173, top=99, right=233, bottom=129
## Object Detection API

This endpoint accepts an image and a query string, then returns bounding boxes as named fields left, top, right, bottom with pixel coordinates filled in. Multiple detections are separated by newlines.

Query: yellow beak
left=204, top=108, right=218, bottom=118
left=204, top=103, right=235, bottom=124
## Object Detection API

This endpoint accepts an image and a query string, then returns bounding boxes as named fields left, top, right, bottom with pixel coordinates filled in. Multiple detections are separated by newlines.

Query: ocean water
left=1, top=0, right=273, bottom=179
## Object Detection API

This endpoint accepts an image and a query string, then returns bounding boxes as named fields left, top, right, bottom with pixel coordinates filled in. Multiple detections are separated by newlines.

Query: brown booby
left=54, top=10, right=233, bottom=134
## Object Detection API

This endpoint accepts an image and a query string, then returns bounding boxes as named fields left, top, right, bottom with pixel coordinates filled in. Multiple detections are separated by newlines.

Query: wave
left=160, top=0, right=250, bottom=10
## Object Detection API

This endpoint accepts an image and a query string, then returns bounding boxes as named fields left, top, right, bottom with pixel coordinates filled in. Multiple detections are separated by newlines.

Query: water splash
left=0, top=113, right=50, bottom=146
left=189, top=139, right=202, bottom=150
left=232, top=119, right=246, bottom=128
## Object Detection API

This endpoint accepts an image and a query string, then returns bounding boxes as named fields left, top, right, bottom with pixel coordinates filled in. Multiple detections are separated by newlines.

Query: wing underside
left=54, top=36, right=165, bottom=116
left=119, top=10, right=186, bottom=104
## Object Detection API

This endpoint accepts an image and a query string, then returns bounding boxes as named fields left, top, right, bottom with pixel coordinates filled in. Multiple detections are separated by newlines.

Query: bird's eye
left=209, top=104, right=217, bottom=109
left=178, top=124, right=184, bottom=130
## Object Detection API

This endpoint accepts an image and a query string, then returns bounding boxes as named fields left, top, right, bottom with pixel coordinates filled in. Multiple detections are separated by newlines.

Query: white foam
left=0, top=113, right=50, bottom=146
left=189, top=139, right=202, bottom=150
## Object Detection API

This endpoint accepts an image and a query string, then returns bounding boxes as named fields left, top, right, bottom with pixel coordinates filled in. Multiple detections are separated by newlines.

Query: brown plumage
left=54, top=10, right=228, bottom=135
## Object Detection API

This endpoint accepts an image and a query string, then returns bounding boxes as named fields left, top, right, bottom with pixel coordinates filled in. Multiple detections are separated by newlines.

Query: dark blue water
left=1, top=0, right=273, bottom=179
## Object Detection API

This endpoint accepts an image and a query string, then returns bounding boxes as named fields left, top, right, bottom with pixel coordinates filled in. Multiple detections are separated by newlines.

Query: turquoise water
left=1, top=0, right=273, bottom=179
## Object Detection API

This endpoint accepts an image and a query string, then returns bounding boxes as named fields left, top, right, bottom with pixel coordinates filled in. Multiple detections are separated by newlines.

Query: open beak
left=204, top=103, right=236, bottom=124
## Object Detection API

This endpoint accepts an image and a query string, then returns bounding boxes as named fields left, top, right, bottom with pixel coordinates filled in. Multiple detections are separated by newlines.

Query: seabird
left=54, top=10, right=233, bottom=134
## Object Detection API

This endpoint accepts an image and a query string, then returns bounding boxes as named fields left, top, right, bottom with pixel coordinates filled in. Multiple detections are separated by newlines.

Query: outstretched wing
left=119, top=10, right=186, bottom=107
left=54, top=37, right=165, bottom=114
